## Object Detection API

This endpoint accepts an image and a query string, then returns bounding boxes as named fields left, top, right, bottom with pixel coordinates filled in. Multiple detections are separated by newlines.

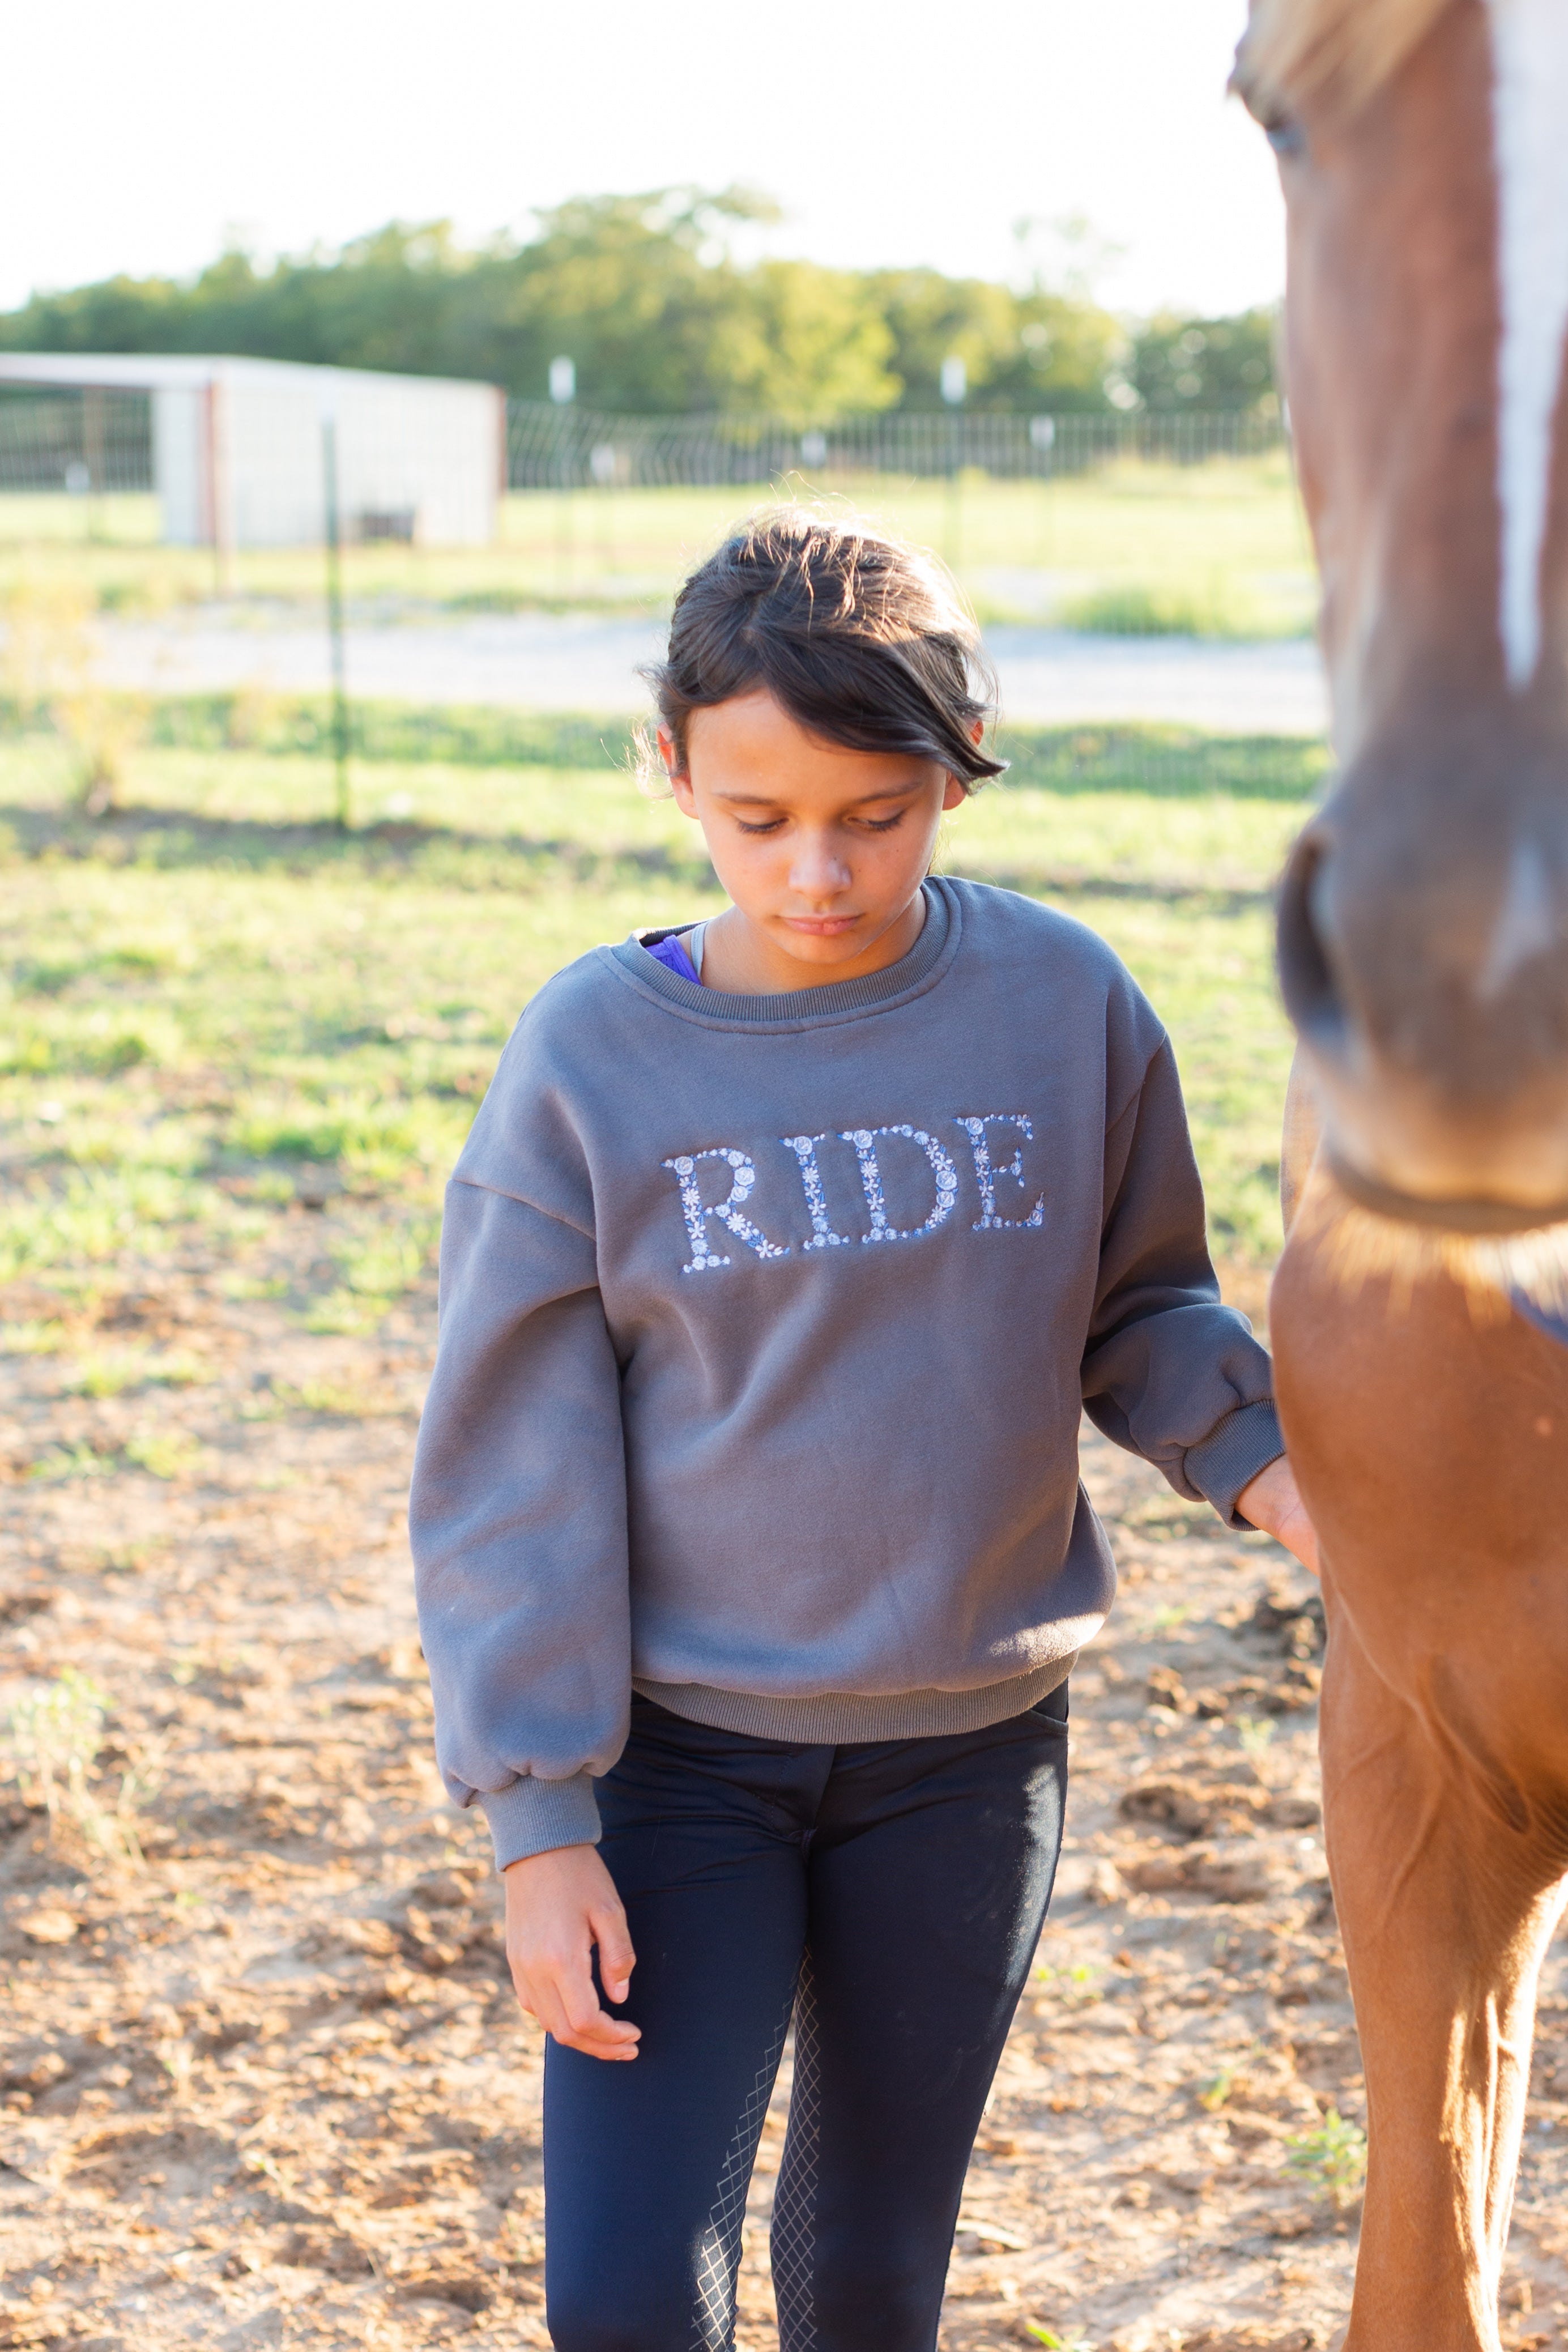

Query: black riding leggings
left=543, top=1685, right=1070, bottom=2352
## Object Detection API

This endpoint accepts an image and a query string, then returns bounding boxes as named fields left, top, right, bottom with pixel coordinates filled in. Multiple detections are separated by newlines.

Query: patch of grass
left=278, top=1378, right=402, bottom=1418
left=1032, top=1961, right=1102, bottom=2008
left=28, top=1428, right=203, bottom=1480
left=67, top=1349, right=207, bottom=1397
left=67, top=1354, right=143, bottom=1398
left=0, top=1168, right=237, bottom=1282
left=991, top=726, right=1328, bottom=806
left=1055, top=576, right=1297, bottom=640
left=1286, top=2108, right=1367, bottom=2208
left=123, top=1429, right=204, bottom=1481
left=220, top=1272, right=290, bottom=1301
left=6, top=1667, right=148, bottom=1868
left=331, top=1220, right=438, bottom=1296
left=1198, top=2066, right=1237, bottom=2111
left=1, top=1319, right=67, bottom=1353
left=227, top=1094, right=433, bottom=1168
left=29, top=1439, right=120, bottom=1481
left=301, top=1289, right=393, bottom=1337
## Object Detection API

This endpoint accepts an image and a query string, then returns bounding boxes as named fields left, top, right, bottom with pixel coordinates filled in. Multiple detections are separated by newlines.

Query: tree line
left=0, top=188, right=1277, bottom=424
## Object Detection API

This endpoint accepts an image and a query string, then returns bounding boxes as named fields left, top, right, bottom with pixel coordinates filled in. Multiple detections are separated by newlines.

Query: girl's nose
left=788, top=833, right=853, bottom=902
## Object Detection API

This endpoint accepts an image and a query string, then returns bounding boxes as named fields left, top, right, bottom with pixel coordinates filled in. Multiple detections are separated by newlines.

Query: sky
left=3, top=0, right=1284, bottom=320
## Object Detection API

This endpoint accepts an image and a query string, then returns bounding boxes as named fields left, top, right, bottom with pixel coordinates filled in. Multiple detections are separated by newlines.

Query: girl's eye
left=1265, top=111, right=1306, bottom=159
left=735, top=816, right=786, bottom=836
left=862, top=812, right=907, bottom=833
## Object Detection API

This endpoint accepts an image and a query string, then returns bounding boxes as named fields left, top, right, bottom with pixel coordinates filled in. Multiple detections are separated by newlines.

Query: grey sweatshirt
left=410, top=878, right=1283, bottom=1868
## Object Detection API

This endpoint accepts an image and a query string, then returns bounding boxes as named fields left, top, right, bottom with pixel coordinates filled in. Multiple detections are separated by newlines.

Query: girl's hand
left=503, top=1844, right=640, bottom=2061
left=1236, top=1454, right=1320, bottom=1579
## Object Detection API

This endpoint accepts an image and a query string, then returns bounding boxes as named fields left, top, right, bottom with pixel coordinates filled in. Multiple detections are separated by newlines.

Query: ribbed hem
left=633, top=1654, right=1076, bottom=1744
left=479, top=1771, right=601, bottom=1872
left=1186, top=1399, right=1286, bottom=1529
left=610, top=877, right=958, bottom=1027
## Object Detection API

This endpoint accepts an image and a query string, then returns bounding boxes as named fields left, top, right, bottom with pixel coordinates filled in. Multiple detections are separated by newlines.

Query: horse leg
left=1320, top=1605, right=1567, bottom=2350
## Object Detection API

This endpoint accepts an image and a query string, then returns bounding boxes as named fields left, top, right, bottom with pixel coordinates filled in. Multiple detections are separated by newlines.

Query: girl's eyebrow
left=710, top=779, right=927, bottom=808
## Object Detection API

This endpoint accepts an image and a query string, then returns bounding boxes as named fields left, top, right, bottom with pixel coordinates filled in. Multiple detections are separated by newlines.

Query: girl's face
left=663, top=689, right=968, bottom=991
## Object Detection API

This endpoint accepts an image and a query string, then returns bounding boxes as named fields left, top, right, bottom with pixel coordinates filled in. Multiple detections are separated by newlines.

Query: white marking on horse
left=1488, top=0, right=1568, bottom=689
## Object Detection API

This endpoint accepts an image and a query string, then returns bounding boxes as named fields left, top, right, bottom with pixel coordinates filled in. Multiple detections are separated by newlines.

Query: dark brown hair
left=641, top=510, right=1004, bottom=792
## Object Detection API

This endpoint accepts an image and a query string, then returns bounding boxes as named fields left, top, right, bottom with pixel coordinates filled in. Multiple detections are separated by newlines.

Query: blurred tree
left=732, top=261, right=898, bottom=420
left=981, top=291, right=1129, bottom=412
left=1129, top=309, right=1279, bottom=412
left=862, top=271, right=1123, bottom=411
left=0, top=199, right=1277, bottom=420
left=465, top=188, right=779, bottom=412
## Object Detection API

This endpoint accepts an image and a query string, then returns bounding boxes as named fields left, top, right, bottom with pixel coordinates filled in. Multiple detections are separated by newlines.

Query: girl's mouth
left=781, top=916, right=861, bottom=937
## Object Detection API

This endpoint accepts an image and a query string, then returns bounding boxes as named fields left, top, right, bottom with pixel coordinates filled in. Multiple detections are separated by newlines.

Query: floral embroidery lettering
left=840, top=1125, right=960, bottom=1243
left=957, top=1114, right=1045, bottom=1230
left=662, top=1149, right=790, bottom=1274
left=782, top=1134, right=854, bottom=1250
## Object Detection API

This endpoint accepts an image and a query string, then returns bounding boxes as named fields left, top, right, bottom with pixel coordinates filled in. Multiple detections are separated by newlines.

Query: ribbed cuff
left=479, top=1771, right=602, bottom=1872
left=1184, top=1398, right=1286, bottom=1529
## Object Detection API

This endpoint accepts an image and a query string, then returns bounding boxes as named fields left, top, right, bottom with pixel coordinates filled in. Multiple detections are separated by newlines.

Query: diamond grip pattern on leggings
left=690, top=1989, right=795, bottom=2351
left=770, top=1950, right=821, bottom=2352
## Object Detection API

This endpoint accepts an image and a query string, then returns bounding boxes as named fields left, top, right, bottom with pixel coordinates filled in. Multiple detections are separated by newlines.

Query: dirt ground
left=4, top=1220, right=1568, bottom=2352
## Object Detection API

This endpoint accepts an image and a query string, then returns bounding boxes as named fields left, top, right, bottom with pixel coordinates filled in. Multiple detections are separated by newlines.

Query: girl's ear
left=659, top=725, right=698, bottom=819
left=941, top=774, right=969, bottom=811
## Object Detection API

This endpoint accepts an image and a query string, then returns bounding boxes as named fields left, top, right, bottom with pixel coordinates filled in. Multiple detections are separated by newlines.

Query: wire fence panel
left=505, top=402, right=1286, bottom=491
left=0, top=387, right=154, bottom=495
left=0, top=385, right=1287, bottom=538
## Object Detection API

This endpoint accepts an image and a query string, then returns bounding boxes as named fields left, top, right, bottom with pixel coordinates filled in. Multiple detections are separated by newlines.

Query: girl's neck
left=697, top=889, right=929, bottom=995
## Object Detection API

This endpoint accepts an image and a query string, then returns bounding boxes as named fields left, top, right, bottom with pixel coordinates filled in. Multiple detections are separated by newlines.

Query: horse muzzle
left=1277, top=795, right=1568, bottom=1236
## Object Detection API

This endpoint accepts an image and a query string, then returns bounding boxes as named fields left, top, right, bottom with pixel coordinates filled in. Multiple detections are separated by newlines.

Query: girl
left=410, top=514, right=1315, bottom=2351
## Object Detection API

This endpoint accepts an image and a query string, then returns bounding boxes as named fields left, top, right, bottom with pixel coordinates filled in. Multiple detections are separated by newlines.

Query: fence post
left=940, top=356, right=966, bottom=573
left=321, top=412, right=351, bottom=832
left=549, top=359, right=576, bottom=596
left=82, top=387, right=106, bottom=545
left=209, top=376, right=236, bottom=599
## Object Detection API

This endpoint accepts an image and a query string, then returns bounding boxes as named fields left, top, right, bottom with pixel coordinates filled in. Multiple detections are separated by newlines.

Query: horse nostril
left=1277, top=828, right=1348, bottom=1049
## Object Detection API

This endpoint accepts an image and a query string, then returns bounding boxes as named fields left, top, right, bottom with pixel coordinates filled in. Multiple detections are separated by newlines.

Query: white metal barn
left=0, top=353, right=505, bottom=548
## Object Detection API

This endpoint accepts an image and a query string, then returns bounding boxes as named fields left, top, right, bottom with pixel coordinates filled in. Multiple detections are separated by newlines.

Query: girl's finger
left=556, top=2030, right=640, bottom=2061
left=559, top=1962, right=619, bottom=2039
left=540, top=1983, right=641, bottom=2060
left=591, top=1904, right=637, bottom=2004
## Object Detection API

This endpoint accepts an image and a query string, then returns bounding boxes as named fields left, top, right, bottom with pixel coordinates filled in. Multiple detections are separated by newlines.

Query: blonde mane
left=1293, top=1161, right=1568, bottom=1325
left=1240, top=0, right=1458, bottom=112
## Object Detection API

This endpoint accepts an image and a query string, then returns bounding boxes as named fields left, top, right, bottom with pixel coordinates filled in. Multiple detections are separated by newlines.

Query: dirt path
left=79, top=607, right=1330, bottom=735
left=2, top=1222, right=1566, bottom=2351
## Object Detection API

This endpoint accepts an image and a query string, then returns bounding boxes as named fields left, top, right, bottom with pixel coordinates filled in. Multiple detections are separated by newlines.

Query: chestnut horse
left=1232, top=1, right=1568, bottom=2344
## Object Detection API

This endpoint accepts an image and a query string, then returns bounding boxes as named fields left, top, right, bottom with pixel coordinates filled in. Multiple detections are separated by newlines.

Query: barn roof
left=0, top=353, right=496, bottom=398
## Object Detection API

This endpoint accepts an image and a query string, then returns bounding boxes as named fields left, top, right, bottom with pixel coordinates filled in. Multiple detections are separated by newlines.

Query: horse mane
left=1239, top=0, right=1456, bottom=112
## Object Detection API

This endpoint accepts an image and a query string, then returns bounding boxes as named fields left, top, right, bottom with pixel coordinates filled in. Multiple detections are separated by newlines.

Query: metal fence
left=0, top=382, right=1284, bottom=503
left=504, top=401, right=1285, bottom=492
left=0, top=386, right=153, bottom=494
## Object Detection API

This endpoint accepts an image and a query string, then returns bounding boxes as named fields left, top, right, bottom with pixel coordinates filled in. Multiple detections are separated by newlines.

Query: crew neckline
left=611, top=878, right=960, bottom=1028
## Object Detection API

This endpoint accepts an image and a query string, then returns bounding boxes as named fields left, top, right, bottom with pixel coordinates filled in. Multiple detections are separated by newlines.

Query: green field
left=0, top=455, right=1315, bottom=634
left=0, top=714, right=1315, bottom=1361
